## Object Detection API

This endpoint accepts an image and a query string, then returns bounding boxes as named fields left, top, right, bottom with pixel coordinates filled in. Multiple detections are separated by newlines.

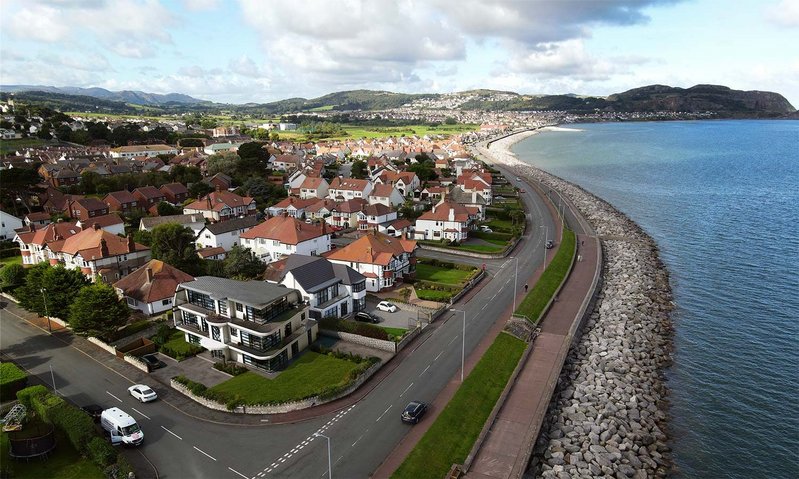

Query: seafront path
left=461, top=145, right=602, bottom=479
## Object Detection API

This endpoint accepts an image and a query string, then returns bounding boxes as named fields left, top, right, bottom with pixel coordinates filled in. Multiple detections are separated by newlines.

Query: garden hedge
left=0, top=362, right=28, bottom=401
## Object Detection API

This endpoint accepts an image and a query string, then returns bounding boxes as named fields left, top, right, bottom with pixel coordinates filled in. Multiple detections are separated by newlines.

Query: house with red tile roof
left=326, top=231, right=416, bottom=292
left=327, top=198, right=368, bottom=229
left=114, top=259, right=194, bottom=315
left=133, top=186, right=166, bottom=211
left=328, top=177, right=373, bottom=201
left=160, top=183, right=190, bottom=205
left=104, top=190, right=140, bottom=215
left=182, top=190, right=256, bottom=222
left=265, top=196, right=317, bottom=219
left=457, top=169, right=493, bottom=205
left=241, top=215, right=331, bottom=263
left=367, top=183, right=405, bottom=207
left=75, top=213, right=125, bottom=236
left=414, top=198, right=473, bottom=242
left=65, top=197, right=109, bottom=220
left=13, top=221, right=82, bottom=266
left=356, top=203, right=397, bottom=232
left=297, top=176, right=329, bottom=199
left=375, top=171, right=420, bottom=197
left=46, top=223, right=151, bottom=282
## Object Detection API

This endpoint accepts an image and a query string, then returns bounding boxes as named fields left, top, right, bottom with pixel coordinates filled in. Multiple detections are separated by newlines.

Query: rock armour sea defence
left=478, top=133, right=674, bottom=478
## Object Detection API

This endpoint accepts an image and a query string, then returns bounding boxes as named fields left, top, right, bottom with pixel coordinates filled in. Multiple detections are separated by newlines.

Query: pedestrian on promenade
left=524, top=283, right=529, bottom=293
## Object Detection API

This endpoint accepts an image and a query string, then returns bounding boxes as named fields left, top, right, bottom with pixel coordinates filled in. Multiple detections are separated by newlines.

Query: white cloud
left=181, top=0, right=220, bottom=11
left=39, top=51, right=114, bottom=72
left=765, top=0, right=799, bottom=27
left=228, top=56, right=264, bottom=78
left=8, top=4, right=71, bottom=42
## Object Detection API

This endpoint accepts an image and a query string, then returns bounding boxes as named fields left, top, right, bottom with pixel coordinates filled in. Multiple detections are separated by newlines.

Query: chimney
left=215, top=184, right=222, bottom=192
left=92, top=222, right=100, bottom=231
left=321, top=221, right=327, bottom=236
left=127, top=234, right=135, bottom=253
left=100, top=238, right=109, bottom=257
left=30, top=223, right=36, bottom=232
left=448, top=207, right=455, bottom=222
left=145, top=267, right=153, bottom=282
left=206, top=194, right=212, bottom=209
left=283, top=211, right=289, bottom=218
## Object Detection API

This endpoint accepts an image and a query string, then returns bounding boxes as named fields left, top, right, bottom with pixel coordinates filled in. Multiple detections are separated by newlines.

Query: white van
left=100, top=407, right=144, bottom=446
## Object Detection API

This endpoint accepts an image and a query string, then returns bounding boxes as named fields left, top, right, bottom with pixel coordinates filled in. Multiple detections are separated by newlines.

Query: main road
left=0, top=174, right=555, bottom=479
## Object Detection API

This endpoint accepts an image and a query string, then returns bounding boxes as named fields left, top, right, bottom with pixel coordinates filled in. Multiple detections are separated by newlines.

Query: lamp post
left=40, top=287, right=51, bottom=333
left=451, top=309, right=466, bottom=382
left=510, top=256, right=519, bottom=312
left=541, top=225, right=548, bottom=269
left=314, top=432, right=332, bottom=479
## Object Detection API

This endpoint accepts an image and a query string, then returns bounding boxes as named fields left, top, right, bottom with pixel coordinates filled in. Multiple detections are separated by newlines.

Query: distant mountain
left=2, top=84, right=793, bottom=118
left=0, top=85, right=206, bottom=106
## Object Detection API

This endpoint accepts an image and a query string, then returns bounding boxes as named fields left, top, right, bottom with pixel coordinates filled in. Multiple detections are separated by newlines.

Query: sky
left=1, top=0, right=798, bottom=107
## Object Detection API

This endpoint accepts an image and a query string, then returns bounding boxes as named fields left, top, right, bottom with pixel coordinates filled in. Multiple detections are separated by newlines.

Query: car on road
left=515, top=177, right=522, bottom=181
left=140, top=354, right=166, bottom=372
left=401, top=401, right=428, bottom=424
left=354, top=312, right=380, bottom=323
left=546, top=239, right=554, bottom=249
left=82, top=404, right=103, bottom=422
left=376, top=301, right=398, bottom=313
left=128, top=384, right=158, bottom=403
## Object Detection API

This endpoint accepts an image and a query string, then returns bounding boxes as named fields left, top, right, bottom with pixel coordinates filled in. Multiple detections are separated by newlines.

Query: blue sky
left=1, top=0, right=797, bottom=107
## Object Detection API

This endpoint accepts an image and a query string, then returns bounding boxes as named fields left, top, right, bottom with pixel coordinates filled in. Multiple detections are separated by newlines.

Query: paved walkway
left=464, top=233, right=598, bottom=479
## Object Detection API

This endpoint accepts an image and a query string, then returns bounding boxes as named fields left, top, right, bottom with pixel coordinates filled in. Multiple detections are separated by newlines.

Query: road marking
left=400, top=382, right=413, bottom=398
left=335, top=455, right=344, bottom=464
left=106, top=391, right=123, bottom=402
left=434, top=351, right=443, bottom=361
left=376, top=405, right=392, bottom=422
left=161, top=426, right=183, bottom=440
left=260, top=419, right=269, bottom=422
left=481, top=304, right=488, bottom=311
left=491, top=293, right=497, bottom=300
left=193, top=446, right=217, bottom=461
left=131, top=407, right=150, bottom=420
left=352, top=434, right=363, bottom=447
left=228, top=467, right=248, bottom=479
left=420, top=365, right=430, bottom=376
left=449, top=336, right=457, bottom=345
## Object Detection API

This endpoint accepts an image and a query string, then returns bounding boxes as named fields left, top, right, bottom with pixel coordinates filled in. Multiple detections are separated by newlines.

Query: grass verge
left=0, top=429, right=104, bottom=479
left=392, top=332, right=526, bottom=479
left=514, top=229, right=576, bottom=324
left=0, top=255, right=23, bottom=268
left=208, top=352, right=360, bottom=405
left=415, top=289, right=454, bottom=302
left=415, top=264, right=473, bottom=285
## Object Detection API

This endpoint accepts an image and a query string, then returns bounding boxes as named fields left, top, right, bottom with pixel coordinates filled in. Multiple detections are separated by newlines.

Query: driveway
left=366, top=298, right=425, bottom=330
left=148, top=351, right=231, bottom=388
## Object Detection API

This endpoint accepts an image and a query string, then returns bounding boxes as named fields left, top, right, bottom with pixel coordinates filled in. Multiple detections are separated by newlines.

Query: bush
left=0, top=362, right=28, bottom=401
left=318, top=318, right=390, bottom=341
left=16, top=384, right=48, bottom=409
left=213, top=362, right=248, bottom=376
left=0, top=263, right=26, bottom=287
left=151, top=323, right=174, bottom=346
left=87, top=436, right=116, bottom=467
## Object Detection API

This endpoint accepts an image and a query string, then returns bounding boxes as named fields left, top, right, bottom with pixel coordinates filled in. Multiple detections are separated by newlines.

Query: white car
left=480, top=226, right=493, bottom=233
left=376, top=301, right=398, bottom=313
left=128, top=384, right=158, bottom=403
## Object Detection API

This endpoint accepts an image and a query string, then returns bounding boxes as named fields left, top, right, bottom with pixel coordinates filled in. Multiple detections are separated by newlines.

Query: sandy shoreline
left=476, top=131, right=674, bottom=477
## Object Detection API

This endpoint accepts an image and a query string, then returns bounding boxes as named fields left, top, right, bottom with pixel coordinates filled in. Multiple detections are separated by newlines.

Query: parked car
left=401, top=401, right=428, bottom=424
left=480, top=226, right=493, bottom=233
left=546, top=239, right=554, bottom=249
left=128, top=385, right=158, bottom=403
left=354, top=312, right=380, bottom=323
left=140, top=354, right=166, bottom=372
left=376, top=301, right=398, bottom=313
left=82, top=404, right=103, bottom=422
left=515, top=177, right=522, bottom=181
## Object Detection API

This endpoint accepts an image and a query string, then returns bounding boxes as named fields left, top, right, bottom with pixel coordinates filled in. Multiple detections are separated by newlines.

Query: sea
left=511, top=120, right=799, bottom=478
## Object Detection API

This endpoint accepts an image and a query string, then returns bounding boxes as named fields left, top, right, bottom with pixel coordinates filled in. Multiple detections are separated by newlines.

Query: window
left=127, top=297, right=138, bottom=306
left=162, top=299, right=171, bottom=306
left=352, top=281, right=365, bottom=293
left=236, top=303, right=243, bottom=312
left=317, top=287, right=329, bottom=304
left=230, top=328, right=238, bottom=337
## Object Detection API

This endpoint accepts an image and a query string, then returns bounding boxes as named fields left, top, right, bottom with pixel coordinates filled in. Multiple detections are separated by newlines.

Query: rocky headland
left=476, top=132, right=674, bottom=478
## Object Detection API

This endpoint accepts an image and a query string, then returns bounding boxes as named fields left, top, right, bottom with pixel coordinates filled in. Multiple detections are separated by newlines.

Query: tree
left=0, top=263, right=27, bottom=288
left=69, top=283, right=129, bottom=340
left=237, top=142, right=269, bottom=162
left=223, top=246, right=265, bottom=279
left=188, top=181, right=214, bottom=199
left=156, top=201, right=182, bottom=216
left=206, top=152, right=239, bottom=177
left=444, top=117, right=457, bottom=125
left=41, top=265, right=91, bottom=320
left=150, top=223, right=200, bottom=275
left=132, top=229, right=152, bottom=247
left=16, top=264, right=49, bottom=315
left=0, top=167, right=41, bottom=215
left=351, top=160, right=368, bottom=179
left=169, top=165, right=202, bottom=185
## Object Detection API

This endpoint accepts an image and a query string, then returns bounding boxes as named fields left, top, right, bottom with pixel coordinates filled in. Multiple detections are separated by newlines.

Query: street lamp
left=541, top=225, right=548, bottom=269
left=451, top=309, right=466, bottom=382
left=509, top=257, right=519, bottom=312
left=314, top=432, right=332, bottom=479
left=40, top=287, right=52, bottom=333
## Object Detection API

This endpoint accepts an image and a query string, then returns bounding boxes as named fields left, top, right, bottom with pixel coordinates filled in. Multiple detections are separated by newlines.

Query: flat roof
left=179, top=276, right=294, bottom=309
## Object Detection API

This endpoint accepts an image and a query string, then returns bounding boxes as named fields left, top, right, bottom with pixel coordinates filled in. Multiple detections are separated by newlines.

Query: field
left=415, top=264, right=474, bottom=285
left=0, top=138, right=56, bottom=155
left=271, top=123, right=478, bottom=142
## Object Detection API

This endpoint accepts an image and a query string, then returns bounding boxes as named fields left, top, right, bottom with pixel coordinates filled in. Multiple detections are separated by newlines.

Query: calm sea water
left=512, top=120, right=799, bottom=478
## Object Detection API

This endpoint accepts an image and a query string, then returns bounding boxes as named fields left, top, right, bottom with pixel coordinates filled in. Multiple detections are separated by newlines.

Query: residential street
left=0, top=176, right=556, bottom=479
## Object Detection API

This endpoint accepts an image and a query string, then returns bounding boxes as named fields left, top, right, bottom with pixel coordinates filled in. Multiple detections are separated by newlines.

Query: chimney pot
left=145, top=267, right=153, bottom=282
left=127, top=234, right=135, bottom=253
left=93, top=222, right=100, bottom=230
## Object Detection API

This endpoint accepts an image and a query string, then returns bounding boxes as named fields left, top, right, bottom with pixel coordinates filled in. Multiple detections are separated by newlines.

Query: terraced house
left=173, top=277, right=317, bottom=371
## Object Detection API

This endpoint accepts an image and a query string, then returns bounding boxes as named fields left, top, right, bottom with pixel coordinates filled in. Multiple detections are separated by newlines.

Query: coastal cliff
left=481, top=133, right=674, bottom=478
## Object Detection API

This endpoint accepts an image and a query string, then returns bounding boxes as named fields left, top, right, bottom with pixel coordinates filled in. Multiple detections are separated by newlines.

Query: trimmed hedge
left=319, top=318, right=390, bottom=341
left=87, top=436, right=116, bottom=467
left=213, top=362, right=248, bottom=376
left=0, top=362, right=28, bottom=401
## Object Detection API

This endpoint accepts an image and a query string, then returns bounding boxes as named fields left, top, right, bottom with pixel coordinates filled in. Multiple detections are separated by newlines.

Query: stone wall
left=88, top=336, right=117, bottom=355
left=319, top=329, right=396, bottom=353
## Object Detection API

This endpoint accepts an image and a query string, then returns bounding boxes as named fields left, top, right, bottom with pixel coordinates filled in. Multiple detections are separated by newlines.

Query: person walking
left=524, top=283, right=529, bottom=293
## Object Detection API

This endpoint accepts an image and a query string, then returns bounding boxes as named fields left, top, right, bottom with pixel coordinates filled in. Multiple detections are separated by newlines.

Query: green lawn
left=456, top=243, right=505, bottom=253
left=514, top=229, right=576, bottom=324
left=0, top=429, right=104, bottom=479
left=415, top=264, right=474, bottom=285
left=209, top=352, right=360, bottom=405
left=380, top=326, right=408, bottom=341
left=415, top=289, right=454, bottom=302
left=485, top=218, right=515, bottom=233
left=160, top=330, right=203, bottom=360
left=392, top=333, right=526, bottom=479
left=0, top=255, right=22, bottom=269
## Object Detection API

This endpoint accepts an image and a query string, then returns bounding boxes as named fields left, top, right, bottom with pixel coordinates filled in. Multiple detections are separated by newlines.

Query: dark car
left=546, top=240, right=554, bottom=249
left=354, top=312, right=380, bottom=323
left=140, top=354, right=166, bottom=371
left=401, top=401, right=427, bottom=424
left=82, top=404, right=103, bottom=422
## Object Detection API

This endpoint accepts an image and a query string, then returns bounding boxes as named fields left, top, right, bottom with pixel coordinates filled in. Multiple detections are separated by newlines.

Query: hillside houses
left=240, top=215, right=331, bottom=263
left=326, top=232, right=417, bottom=292
left=182, top=190, right=256, bottom=222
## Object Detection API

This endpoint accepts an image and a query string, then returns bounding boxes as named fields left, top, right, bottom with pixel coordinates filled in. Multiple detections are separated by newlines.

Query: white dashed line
left=420, top=365, right=430, bottom=376
left=352, top=434, right=363, bottom=447
left=335, top=455, right=344, bottom=464
left=193, top=446, right=217, bottom=461
left=449, top=336, right=457, bottom=345
left=161, top=426, right=182, bottom=440
left=434, top=351, right=443, bottom=361
left=400, top=382, right=413, bottom=398
left=106, top=391, right=123, bottom=402
left=376, top=405, right=392, bottom=422
left=228, top=467, right=248, bottom=479
left=131, top=407, right=150, bottom=420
